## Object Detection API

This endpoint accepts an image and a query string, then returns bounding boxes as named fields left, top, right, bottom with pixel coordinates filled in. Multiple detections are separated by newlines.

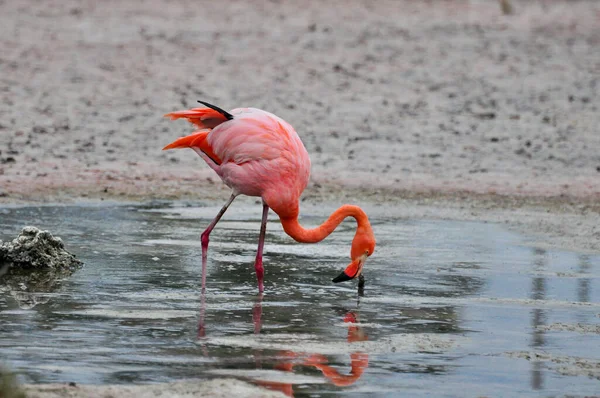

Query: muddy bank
left=0, top=0, right=599, bottom=204
left=503, top=351, right=600, bottom=381
left=536, top=322, right=600, bottom=334
left=23, top=379, right=286, bottom=398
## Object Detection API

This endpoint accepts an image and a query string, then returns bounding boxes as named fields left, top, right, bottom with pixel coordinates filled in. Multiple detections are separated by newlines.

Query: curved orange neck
left=279, top=205, right=371, bottom=243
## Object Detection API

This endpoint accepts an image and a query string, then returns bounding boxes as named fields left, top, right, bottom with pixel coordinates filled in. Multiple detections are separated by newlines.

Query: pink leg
left=252, top=293, right=264, bottom=369
left=252, top=293, right=263, bottom=334
left=200, top=193, right=236, bottom=292
left=197, top=289, right=206, bottom=339
left=254, top=203, right=269, bottom=292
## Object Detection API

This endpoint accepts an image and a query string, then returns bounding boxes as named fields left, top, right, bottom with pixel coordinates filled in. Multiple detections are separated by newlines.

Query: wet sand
left=1, top=0, right=599, bottom=396
left=23, top=378, right=287, bottom=398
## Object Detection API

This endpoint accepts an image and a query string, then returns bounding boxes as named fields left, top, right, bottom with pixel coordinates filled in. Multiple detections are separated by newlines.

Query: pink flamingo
left=163, top=101, right=376, bottom=293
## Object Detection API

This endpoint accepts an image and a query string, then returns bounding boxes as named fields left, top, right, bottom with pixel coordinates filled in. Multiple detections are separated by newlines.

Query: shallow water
left=1, top=203, right=599, bottom=397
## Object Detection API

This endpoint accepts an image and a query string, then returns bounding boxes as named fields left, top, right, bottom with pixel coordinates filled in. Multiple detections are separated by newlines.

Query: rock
left=0, top=227, right=83, bottom=307
left=0, top=226, right=82, bottom=271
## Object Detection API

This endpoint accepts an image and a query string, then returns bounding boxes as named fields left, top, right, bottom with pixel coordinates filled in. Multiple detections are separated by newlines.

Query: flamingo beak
left=332, top=253, right=368, bottom=283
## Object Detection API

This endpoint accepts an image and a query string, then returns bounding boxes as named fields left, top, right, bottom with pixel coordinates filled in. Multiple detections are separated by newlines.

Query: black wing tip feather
left=197, top=100, right=234, bottom=120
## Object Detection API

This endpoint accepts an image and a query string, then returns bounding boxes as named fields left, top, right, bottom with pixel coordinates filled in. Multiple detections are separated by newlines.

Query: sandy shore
left=0, top=0, right=599, bottom=204
left=1, top=0, right=600, bottom=396
left=1, top=0, right=599, bottom=248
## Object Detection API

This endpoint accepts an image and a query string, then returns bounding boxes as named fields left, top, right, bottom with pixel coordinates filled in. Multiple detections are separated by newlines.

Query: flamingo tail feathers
left=163, top=101, right=233, bottom=164
left=162, top=130, right=222, bottom=165
left=164, top=101, right=232, bottom=130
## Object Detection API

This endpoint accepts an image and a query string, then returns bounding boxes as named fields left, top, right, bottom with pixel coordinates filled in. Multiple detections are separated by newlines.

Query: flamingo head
left=332, top=227, right=376, bottom=283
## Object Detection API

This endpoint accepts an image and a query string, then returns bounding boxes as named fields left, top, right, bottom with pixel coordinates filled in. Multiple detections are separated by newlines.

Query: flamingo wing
left=208, top=108, right=311, bottom=206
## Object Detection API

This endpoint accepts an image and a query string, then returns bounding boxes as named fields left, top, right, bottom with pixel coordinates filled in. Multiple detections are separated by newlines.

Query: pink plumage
left=208, top=108, right=311, bottom=218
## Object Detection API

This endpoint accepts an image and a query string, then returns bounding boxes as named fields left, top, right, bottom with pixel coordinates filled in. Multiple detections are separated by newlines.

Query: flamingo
left=163, top=101, right=376, bottom=293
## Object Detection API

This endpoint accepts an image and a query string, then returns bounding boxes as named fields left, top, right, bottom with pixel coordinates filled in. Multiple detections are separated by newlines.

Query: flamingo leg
left=254, top=202, right=269, bottom=292
left=197, top=289, right=207, bottom=339
left=200, top=193, right=236, bottom=292
left=253, top=293, right=264, bottom=334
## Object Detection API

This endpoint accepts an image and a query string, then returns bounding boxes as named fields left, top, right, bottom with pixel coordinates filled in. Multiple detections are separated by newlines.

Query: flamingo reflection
left=198, top=293, right=369, bottom=396
left=252, top=296, right=369, bottom=396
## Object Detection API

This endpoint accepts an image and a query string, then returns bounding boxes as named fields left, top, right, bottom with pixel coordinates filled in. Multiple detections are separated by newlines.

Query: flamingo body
left=208, top=108, right=310, bottom=219
left=164, top=102, right=375, bottom=292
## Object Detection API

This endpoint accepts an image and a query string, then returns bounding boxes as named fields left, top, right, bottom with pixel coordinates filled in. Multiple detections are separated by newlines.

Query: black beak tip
left=332, top=271, right=353, bottom=283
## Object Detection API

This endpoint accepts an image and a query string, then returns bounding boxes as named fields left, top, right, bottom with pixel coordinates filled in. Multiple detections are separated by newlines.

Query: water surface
left=1, top=204, right=599, bottom=396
